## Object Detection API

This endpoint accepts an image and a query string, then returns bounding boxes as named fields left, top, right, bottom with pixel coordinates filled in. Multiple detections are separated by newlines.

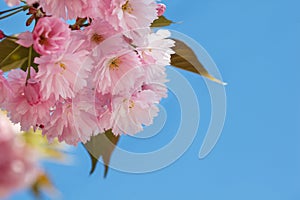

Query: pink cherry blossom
left=1, top=1, right=175, bottom=145
left=81, top=18, right=118, bottom=50
left=137, top=30, right=174, bottom=84
left=0, top=70, right=11, bottom=106
left=4, top=0, right=36, bottom=6
left=39, top=0, right=104, bottom=20
left=5, top=69, right=55, bottom=131
left=34, top=35, right=89, bottom=100
left=105, top=0, right=158, bottom=31
left=138, top=29, right=175, bottom=66
left=4, top=0, right=20, bottom=6
left=111, top=88, right=159, bottom=135
left=93, top=50, right=144, bottom=95
left=33, top=16, right=70, bottom=55
left=0, top=113, right=40, bottom=198
left=42, top=95, right=98, bottom=145
left=95, top=92, right=113, bottom=132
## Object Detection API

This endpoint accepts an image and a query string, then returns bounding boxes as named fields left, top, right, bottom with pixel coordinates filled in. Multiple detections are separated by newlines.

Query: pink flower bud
left=16, top=31, right=33, bottom=48
left=156, top=3, right=166, bottom=16
left=24, top=79, right=41, bottom=105
left=0, top=30, right=5, bottom=40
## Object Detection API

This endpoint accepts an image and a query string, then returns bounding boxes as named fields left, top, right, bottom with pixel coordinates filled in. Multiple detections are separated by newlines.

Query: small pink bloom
left=24, top=79, right=42, bottom=106
left=95, top=92, right=113, bottom=132
left=0, top=30, right=5, bottom=40
left=0, top=70, right=11, bottom=106
left=111, top=88, right=159, bottom=135
left=39, top=0, right=104, bottom=19
left=82, top=18, right=117, bottom=50
left=93, top=50, right=144, bottom=95
left=16, top=31, right=33, bottom=48
left=5, top=69, right=55, bottom=131
left=35, top=36, right=89, bottom=100
left=137, top=30, right=174, bottom=84
left=33, top=16, right=70, bottom=55
left=106, top=0, right=158, bottom=31
left=4, top=0, right=36, bottom=6
left=43, top=95, right=98, bottom=145
left=140, top=30, right=175, bottom=66
left=4, top=0, right=20, bottom=6
left=156, top=3, right=166, bottom=16
left=0, top=113, right=40, bottom=198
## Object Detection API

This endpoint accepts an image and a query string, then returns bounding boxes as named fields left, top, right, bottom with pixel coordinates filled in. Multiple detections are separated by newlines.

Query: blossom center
left=128, top=100, right=135, bottom=109
left=39, top=34, right=48, bottom=45
left=122, top=0, right=133, bottom=14
left=91, top=33, right=104, bottom=44
left=109, top=58, right=121, bottom=70
left=60, top=63, right=66, bottom=70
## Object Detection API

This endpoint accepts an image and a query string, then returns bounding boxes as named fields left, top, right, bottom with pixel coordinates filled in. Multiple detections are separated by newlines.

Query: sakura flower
left=32, top=16, right=70, bottom=55
left=42, top=95, right=98, bottom=145
left=136, top=29, right=174, bottom=83
left=0, top=70, right=11, bottom=106
left=39, top=0, right=104, bottom=19
left=95, top=92, right=113, bottom=132
left=93, top=50, right=144, bottom=95
left=138, top=29, right=175, bottom=66
left=5, top=69, right=55, bottom=131
left=35, top=36, right=89, bottom=100
left=4, top=0, right=36, bottom=6
left=4, top=0, right=20, bottom=6
left=0, top=113, right=40, bottom=198
left=105, top=0, right=158, bottom=31
left=81, top=18, right=118, bottom=50
left=111, top=88, right=160, bottom=135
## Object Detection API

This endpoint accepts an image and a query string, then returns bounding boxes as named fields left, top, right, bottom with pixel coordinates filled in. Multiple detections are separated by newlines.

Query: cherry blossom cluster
left=1, top=0, right=174, bottom=145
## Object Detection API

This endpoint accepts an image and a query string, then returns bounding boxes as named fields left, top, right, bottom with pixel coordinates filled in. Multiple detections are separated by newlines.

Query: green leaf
left=171, top=39, right=226, bottom=85
left=0, top=38, right=39, bottom=72
left=151, top=15, right=174, bottom=27
left=83, top=130, right=120, bottom=178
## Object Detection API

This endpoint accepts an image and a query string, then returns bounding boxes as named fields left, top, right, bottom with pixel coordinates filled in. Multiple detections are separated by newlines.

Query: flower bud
left=24, top=79, right=41, bottom=105
left=0, top=30, right=5, bottom=40
left=156, top=3, right=166, bottom=16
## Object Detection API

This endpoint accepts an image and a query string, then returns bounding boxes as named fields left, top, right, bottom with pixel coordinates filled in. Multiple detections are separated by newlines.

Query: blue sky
left=1, top=0, right=300, bottom=199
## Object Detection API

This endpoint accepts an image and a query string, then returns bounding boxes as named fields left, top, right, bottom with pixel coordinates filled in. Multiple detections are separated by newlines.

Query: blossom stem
left=0, top=6, right=24, bottom=15
left=26, top=46, right=32, bottom=82
left=0, top=6, right=28, bottom=20
left=6, top=35, right=18, bottom=40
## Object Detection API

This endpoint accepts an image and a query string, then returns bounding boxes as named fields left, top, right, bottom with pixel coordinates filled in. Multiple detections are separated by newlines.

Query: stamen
left=60, top=63, right=66, bottom=70
left=128, top=100, right=135, bottom=109
left=91, top=33, right=104, bottom=44
left=122, top=0, right=133, bottom=14
left=109, top=58, right=121, bottom=70
left=39, top=35, right=47, bottom=45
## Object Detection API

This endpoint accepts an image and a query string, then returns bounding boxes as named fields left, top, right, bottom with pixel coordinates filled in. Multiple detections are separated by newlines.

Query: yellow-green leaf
left=84, top=130, right=120, bottom=177
left=22, top=128, right=65, bottom=161
left=171, top=39, right=226, bottom=85
left=0, top=38, right=38, bottom=72
left=151, top=15, right=174, bottom=27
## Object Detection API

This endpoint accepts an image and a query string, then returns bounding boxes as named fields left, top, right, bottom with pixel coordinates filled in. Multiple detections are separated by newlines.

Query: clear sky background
left=1, top=0, right=300, bottom=199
